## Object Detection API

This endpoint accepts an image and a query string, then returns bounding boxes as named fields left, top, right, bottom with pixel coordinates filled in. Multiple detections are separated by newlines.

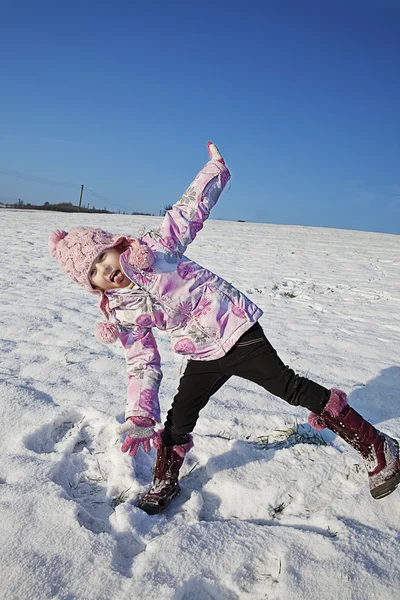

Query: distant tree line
left=0, top=199, right=154, bottom=216
left=160, top=203, right=173, bottom=216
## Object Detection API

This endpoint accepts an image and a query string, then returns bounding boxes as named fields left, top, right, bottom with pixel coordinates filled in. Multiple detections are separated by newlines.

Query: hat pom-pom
left=49, top=230, right=67, bottom=257
left=95, top=321, right=119, bottom=344
left=129, top=240, right=155, bottom=270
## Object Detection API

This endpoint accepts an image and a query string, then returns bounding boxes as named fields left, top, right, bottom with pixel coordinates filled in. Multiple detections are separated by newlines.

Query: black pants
left=163, top=322, right=330, bottom=446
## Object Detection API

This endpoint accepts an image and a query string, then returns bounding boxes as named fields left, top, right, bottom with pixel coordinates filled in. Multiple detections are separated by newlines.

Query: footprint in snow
left=24, top=412, right=81, bottom=454
left=24, top=412, right=145, bottom=577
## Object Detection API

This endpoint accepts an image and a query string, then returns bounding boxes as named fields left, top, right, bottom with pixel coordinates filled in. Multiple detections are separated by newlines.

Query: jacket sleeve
left=145, top=158, right=230, bottom=255
left=118, top=325, right=162, bottom=423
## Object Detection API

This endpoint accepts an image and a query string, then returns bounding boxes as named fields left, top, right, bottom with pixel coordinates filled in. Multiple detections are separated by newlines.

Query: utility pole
left=78, top=184, right=84, bottom=211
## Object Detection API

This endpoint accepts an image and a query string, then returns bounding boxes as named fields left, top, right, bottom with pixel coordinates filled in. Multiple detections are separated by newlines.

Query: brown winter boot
left=309, top=389, right=400, bottom=500
left=138, top=436, right=192, bottom=515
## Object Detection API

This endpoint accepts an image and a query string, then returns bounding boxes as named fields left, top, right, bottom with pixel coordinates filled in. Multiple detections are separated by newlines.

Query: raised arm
left=145, top=142, right=230, bottom=255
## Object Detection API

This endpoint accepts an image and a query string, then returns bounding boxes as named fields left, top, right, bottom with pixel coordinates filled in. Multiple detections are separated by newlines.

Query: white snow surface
left=1, top=209, right=399, bottom=600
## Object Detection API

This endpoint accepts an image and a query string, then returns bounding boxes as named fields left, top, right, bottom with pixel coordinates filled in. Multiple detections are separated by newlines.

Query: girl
left=49, top=142, right=400, bottom=514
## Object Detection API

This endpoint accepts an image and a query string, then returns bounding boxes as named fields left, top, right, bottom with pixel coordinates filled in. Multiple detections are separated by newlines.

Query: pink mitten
left=117, top=417, right=160, bottom=457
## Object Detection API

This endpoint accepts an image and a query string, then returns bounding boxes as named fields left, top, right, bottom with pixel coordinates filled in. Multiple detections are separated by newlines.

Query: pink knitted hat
left=49, top=227, right=154, bottom=343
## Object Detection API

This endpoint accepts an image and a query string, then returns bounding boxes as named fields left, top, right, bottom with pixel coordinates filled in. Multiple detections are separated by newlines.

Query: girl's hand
left=207, top=141, right=225, bottom=163
left=117, top=417, right=160, bottom=456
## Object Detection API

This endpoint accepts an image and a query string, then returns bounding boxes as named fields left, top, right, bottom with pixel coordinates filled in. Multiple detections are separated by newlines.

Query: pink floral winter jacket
left=106, top=158, right=263, bottom=423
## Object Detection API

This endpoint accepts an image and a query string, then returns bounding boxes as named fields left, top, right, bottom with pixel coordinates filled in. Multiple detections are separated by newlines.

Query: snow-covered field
left=1, top=209, right=399, bottom=600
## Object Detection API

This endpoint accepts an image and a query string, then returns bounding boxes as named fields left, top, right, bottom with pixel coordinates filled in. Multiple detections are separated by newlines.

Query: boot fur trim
left=308, top=412, right=326, bottom=430
left=154, top=429, right=193, bottom=457
left=325, top=388, right=348, bottom=417
left=308, top=388, right=348, bottom=430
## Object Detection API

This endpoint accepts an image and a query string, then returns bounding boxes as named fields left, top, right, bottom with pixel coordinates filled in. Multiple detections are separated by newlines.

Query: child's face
left=89, top=247, right=131, bottom=291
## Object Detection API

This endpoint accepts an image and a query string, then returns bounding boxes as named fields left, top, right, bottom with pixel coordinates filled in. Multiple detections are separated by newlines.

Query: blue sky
left=0, top=0, right=399, bottom=234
